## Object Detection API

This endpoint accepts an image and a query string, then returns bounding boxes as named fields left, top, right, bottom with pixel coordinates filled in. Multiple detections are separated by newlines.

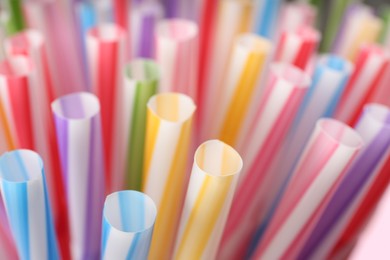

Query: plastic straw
left=208, top=33, right=272, bottom=146
left=110, top=59, right=159, bottom=192
left=52, top=92, right=105, bottom=260
left=332, top=4, right=382, bottom=62
left=335, top=45, right=390, bottom=126
left=4, top=0, right=25, bottom=35
left=217, top=63, right=310, bottom=260
left=101, top=190, right=157, bottom=260
left=0, top=197, right=18, bottom=260
left=86, top=23, right=125, bottom=191
left=155, top=19, right=198, bottom=101
left=131, top=1, right=164, bottom=58
left=252, top=0, right=282, bottom=39
left=24, top=0, right=88, bottom=96
left=298, top=104, right=390, bottom=260
left=274, top=25, right=320, bottom=70
left=253, top=119, right=363, bottom=260
left=0, top=55, right=35, bottom=150
left=277, top=2, right=317, bottom=36
left=173, top=140, right=243, bottom=259
left=5, top=29, right=71, bottom=258
left=200, top=0, right=253, bottom=142
left=143, top=93, right=195, bottom=260
left=379, top=6, right=390, bottom=46
left=0, top=150, right=59, bottom=260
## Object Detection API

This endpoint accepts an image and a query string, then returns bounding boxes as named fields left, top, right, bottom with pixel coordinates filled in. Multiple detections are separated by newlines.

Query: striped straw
left=277, top=2, right=317, bottom=36
left=332, top=4, right=382, bottom=62
left=155, top=19, right=198, bottom=101
left=143, top=93, right=195, bottom=260
left=173, top=140, right=243, bottom=260
left=298, top=104, right=390, bottom=260
left=0, top=55, right=35, bottom=150
left=274, top=25, right=320, bottom=71
left=52, top=92, right=105, bottom=260
left=335, top=45, right=390, bottom=126
left=253, top=119, right=363, bottom=259
left=86, top=23, right=126, bottom=192
left=252, top=0, right=282, bottom=39
left=131, top=1, right=164, bottom=58
left=0, top=195, right=18, bottom=260
left=110, top=59, right=159, bottom=191
left=0, top=150, right=59, bottom=260
left=204, top=33, right=272, bottom=147
left=3, top=0, right=25, bottom=34
left=101, top=190, right=157, bottom=260
left=218, top=63, right=310, bottom=260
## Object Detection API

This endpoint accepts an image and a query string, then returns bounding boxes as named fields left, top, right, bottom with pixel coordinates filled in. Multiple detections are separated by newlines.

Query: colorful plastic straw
left=218, top=63, right=310, bottom=260
left=211, top=33, right=272, bottom=146
left=277, top=2, right=316, bottom=36
left=101, top=190, right=157, bottom=260
left=252, top=0, right=282, bottom=39
left=155, top=19, right=198, bottom=101
left=0, top=195, right=18, bottom=260
left=0, top=150, right=59, bottom=260
left=173, top=140, right=243, bottom=260
left=5, top=29, right=71, bottom=258
left=143, top=93, right=195, bottom=260
left=298, top=104, right=390, bottom=260
left=111, top=59, right=159, bottom=191
left=332, top=4, right=382, bottom=62
left=4, top=0, right=25, bottom=34
left=131, top=1, right=164, bottom=58
left=86, top=23, right=125, bottom=191
left=335, top=45, right=390, bottom=126
left=274, top=25, right=320, bottom=71
left=200, top=0, right=253, bottom=141
left=0, top=55, right=35, bottom=150
left=52, top=92, right=105, bottom=260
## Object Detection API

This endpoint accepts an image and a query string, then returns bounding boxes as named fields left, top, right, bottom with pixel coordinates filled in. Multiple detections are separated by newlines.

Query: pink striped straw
left=277, top=2, right=317, bottom=36
left=155, top=19, right=199, bottom=102
left=253, top=119, right=363, bottom=260
left=274, top=25, right=320, bottom=71
left=217, top=63, right=310, bottom=260
left=86, top=23, right=126, bottom=192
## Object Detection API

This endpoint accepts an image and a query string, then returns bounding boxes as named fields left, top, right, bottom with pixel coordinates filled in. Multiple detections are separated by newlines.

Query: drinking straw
left=274, top=25, right=320, bottom=71
left=155, top=19, right=198, bottom=101
left=199, top=0, right=253, bottom=142
left=77, top=1, right=97, bottom=36
left=173, top=140, right=243, bottom=260
left=110, top=59, right=159, bottom=192
left=0, top=55, right=35, bottom=150
left=131, top=1, right=164, bottom=58
left=335, top=45, right=390, bottom=126
left=277, top=2, right=317, bottom=36
left=5, top=30, right=71, bottom=259
left=52, top=92, right=105, bottom=260
left=143, top=93, right=195, bottom=260
left=298, top=104, right=390, bottom=260
left=0, top=150, right=59, bottom=260
left=379, top=6, right=390, bottom=45
left=207, top=33, right=272, bottom=146
left=252, top=0, right=282, bottom=39
left=24, top=0, right=88, bottom=96
left=0, top=197, right=18, bottom=260
left=101, top=190, right=157, bottom=260
left=349, top=186, right=390, bottom=260
left=332, top=4, right=382, bottom=62
left=86, top=23, right=125, bottom=191
left=113, top=0, right=130, bottom=58
left=253, top=119, right=363, bottom=260
left=3, top=0, right=25, bottom=35
left=217, top=63, right=311, bottom=260
left=320, top=0, right=357, bottom=52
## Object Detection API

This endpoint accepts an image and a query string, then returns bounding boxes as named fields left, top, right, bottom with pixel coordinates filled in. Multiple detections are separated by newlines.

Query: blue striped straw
left=101, top=190, right=157, bottom=260
left=0, top=150, right=59, bottom=260
left=253, top=0, right=282, bottom=39
left=52, top=92, right=105, bottom=260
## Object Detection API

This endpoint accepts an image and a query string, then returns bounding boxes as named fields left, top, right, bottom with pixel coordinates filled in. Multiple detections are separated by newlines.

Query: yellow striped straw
left=143, top=93, right=196, bottom=260
left=173, top=140, right=243, bottom=260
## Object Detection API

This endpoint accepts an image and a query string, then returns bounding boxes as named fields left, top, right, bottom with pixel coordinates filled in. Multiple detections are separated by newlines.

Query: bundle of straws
left=0, top=0, right=390, bottom=259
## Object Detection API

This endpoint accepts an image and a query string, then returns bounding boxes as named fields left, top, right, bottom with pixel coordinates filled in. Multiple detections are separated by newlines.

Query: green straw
left=124, top=59, right=159, bottom=190
left=379, top=5, right=390, bottom=44
left=4, top=0, right=25, bottom=35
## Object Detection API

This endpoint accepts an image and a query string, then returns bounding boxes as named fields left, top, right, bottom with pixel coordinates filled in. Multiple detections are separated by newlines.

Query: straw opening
left=0, top=55, right=33, bottom=78
left=236, top=33, right=272, bottom=54
left=363, top=103, right=390, bottom=126
left=156, top=19, right=198, bottom=42
left=52, top=92, right=100, bottom=120
left=89, top=24, right=124, bottom=42
left=0, top=150, right=43, bottom=183
left=104, top=191, right=157, bottom=233
left=126, top=59, right=159, bottom=83
left=195, top=140, right=243, bottom=177
left=148, top=93, right=195, bottom=123
left=317, top=119, right=363, bottom=149
left=271, top=63, right=311, bottom=88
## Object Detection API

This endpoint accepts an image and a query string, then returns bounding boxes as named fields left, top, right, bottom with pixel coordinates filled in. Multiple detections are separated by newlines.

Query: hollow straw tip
left=156, top=18, right=199, bottom=42
left=270, top=62, right=312, bottom=88
left=88, top=23, right=126, bottom=42
left=124, top=59, right=160, bottom=84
